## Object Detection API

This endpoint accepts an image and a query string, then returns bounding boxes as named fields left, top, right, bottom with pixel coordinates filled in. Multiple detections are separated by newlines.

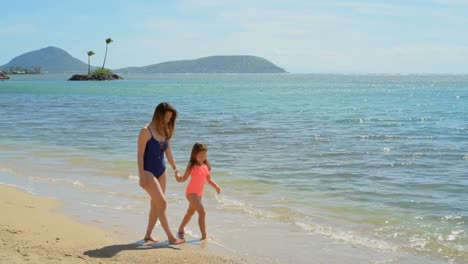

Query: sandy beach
left=0, top=185, right=246, bottom=264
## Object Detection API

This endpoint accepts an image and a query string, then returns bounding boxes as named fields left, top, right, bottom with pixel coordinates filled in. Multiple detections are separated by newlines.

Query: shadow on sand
left=83, top=240, right=181, bottom=258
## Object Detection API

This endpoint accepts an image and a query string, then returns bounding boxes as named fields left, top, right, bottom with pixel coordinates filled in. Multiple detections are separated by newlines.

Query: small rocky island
left=68, top=74, right=123, bottom=81
left=69, top=69, right=123, bottom=81
left=69, top=38, right=122, bottom=81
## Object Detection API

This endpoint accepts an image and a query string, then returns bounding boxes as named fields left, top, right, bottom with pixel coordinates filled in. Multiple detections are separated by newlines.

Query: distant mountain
left=0, top=46, right=93, bottom=74
left=115, top=56, right=287, bottom=74
left=1, top=47, right=287, bottom=74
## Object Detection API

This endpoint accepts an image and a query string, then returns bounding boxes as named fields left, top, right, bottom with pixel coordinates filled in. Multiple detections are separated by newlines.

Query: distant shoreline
left=1, top=47, right=287, bottom=75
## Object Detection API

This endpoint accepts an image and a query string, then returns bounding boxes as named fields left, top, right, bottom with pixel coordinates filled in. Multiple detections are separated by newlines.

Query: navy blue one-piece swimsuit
left=143, top=128, right=168, bottom=178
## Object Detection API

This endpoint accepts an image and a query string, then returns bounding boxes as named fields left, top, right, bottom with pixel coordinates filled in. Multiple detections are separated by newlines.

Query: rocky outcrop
left=68, top=74, right=123, bottom=81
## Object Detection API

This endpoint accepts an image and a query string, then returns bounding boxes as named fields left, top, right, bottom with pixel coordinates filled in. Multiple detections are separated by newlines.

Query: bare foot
left=169, top=237, right=185, bottom=245
left=144, top=236, right=159, bottom=243
left=177, top=230, right=185, bottom=239
left=201, top=234, right=207, bottom=240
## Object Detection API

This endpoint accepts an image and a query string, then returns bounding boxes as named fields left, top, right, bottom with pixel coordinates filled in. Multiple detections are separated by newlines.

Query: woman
left=137, top=102, right=184, bottom=245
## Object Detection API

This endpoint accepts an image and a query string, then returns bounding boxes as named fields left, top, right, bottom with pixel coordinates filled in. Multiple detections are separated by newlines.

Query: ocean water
left=0, top=74, right=467, bottom=263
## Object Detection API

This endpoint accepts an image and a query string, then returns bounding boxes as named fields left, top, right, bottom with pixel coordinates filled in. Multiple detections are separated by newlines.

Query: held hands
left=174, top=169, right=182, bottom=182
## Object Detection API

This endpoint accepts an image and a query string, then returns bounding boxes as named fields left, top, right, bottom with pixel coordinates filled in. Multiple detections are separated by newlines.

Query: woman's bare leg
left=144, top=199, right=158, bottom=242
left=142, top=171, right=184, bottom=244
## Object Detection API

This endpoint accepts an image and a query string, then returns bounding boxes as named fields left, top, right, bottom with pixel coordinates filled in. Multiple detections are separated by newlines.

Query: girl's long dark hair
left=188, top=143, right=211, bottom=170
left=151, top=102, right=177, bottom=139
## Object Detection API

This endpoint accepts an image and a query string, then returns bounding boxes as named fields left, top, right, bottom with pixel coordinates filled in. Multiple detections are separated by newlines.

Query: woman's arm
left=137, top=127, right=150, bottom=188
left=206, top=174, right=221, bottom=194
left=177, top=164, right=192, bottom=182
left=165, top=140, right=180, bottom=176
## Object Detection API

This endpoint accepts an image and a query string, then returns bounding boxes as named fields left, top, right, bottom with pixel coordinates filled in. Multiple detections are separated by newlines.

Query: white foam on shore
left=72, top=180, right=85, bottom=187
left=294, top=221, right=396, bottom=251
left=213, top=193, right=397, bottom=252
left=79, top=201, right=124, bottom=210
left=214, top=195, right=275, bottom=219
left=0, top=167, right=16, bottom=175
left=28, top=175, right=88, bottom=189
left=127, top=174, right=139, bottom=182
left=0, top=182, right=37, bottom=196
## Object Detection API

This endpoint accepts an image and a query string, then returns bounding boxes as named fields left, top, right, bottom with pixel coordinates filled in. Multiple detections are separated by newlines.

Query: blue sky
left=1, top=0, right=468, bottom=73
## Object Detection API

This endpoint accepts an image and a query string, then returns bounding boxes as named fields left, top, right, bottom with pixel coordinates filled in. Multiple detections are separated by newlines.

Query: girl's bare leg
left=186, top=194, right=206, bottom=240
left=178, top=196, right=197, bottom=238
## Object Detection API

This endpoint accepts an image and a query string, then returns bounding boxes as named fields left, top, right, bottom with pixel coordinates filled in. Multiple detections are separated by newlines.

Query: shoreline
left=0, top=184, right=247, bottom=264
left=0, top=183, right=453, bottom=264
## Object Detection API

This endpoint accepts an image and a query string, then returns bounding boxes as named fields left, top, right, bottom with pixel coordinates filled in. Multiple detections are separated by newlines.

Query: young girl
left=176, top=143, right=221, bottom=240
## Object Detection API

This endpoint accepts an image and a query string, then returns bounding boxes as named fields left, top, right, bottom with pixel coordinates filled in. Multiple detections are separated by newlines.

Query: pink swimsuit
left=186, top=164, right=210, bottom=196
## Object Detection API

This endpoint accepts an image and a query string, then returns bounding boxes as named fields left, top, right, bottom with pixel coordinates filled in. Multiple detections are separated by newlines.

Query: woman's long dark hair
left=151, top=102, right=177, bottom=139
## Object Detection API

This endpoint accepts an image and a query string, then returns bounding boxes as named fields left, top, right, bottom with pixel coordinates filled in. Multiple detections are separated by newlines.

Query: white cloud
left=384, top=44, right=468, bottom=57
left=0, top=23, right=38, bottom=34
left=182, top=0, right=232, bottom=7
left=433, top=0, right=468, bottom=4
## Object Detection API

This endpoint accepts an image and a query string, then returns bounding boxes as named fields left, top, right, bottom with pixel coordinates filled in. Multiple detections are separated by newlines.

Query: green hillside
left=116, top=55, right=286, bottom=74
left=0, top=46, right=92, bottom=74
left=1, top=47, right=287, bottom=74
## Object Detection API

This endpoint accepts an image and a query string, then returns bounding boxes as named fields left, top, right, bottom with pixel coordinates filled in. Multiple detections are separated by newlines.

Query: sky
left=1, top=0, right=468, bottom=74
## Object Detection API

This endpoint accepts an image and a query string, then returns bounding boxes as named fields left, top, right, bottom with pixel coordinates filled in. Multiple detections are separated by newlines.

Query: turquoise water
left=1, top=74, right=467, bottom=263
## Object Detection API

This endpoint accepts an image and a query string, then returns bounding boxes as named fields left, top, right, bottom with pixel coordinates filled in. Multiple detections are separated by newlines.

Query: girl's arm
left=177, top=164, right=192, bottom=182
left=206, top=174, right=221, bottom=194
left=165, top=140, right=180, bottom=177
left=137, top=127, right=150, bottom=188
